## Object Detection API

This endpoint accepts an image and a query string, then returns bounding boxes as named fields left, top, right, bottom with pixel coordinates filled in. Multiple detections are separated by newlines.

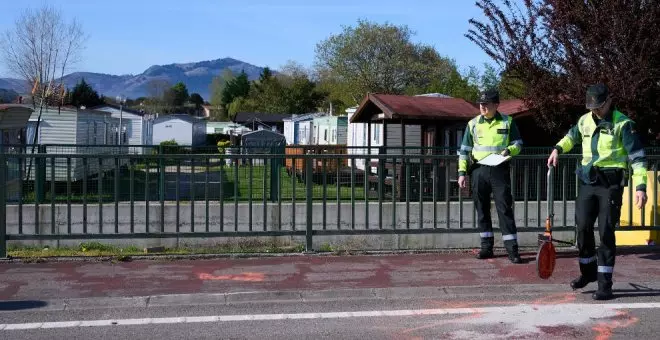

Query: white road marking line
left=1, top=302, right=659, bottom=330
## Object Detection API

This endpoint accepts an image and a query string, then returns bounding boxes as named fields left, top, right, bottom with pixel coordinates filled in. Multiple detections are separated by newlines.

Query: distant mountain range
left=0, top=57, right=266, bottom=101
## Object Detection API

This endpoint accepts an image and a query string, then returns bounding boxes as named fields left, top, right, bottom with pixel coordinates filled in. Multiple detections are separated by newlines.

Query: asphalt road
left=2, top=251, right=659, bottom=339
left=2, top=284, right=660, bottom=340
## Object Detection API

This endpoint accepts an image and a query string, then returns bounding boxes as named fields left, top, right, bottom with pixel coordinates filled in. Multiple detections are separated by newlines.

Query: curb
left=1, top=245, right=657, bottom=264
left=5, top=282, right=659, bottom=312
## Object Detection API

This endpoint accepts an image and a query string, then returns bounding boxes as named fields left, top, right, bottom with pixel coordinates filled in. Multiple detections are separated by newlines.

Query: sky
left=0, top=0, right=496, bottom=78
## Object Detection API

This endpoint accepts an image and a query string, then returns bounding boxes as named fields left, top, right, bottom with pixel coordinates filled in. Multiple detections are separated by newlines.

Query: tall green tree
left=209, top=69, right=234, bottom=121
left=221, top=70, right=250, bottom=116
left=189, top=93, right=204, bottom=108
left=315, top=20, right=428, bottom=100
left=170, top=82, right=189, bottom=106
left=315, top=19, right=481, bottom=107
left=68, top=78, right=103, bottom=107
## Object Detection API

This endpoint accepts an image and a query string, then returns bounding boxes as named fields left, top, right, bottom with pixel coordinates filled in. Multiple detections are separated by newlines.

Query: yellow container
left=617, top=171, right=660, bottom=245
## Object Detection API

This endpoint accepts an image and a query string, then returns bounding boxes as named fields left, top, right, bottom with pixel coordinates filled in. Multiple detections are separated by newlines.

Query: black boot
left=570, top=275, right=596, bottom=289
left=505, top=240, right=522, bottom=264
left=476, top=236, right=494, bottom=259
left=476, top=249, right=494, bottom=259
left=570, top=263, right=597, bottom=290
left=592, top=273, right=614, bottom=300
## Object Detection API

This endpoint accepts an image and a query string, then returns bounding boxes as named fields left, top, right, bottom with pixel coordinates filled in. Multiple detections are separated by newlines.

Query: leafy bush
left=217, top=140, right=231, bottom=154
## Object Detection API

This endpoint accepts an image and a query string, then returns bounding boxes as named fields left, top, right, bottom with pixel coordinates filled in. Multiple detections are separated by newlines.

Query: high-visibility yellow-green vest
left=458, top=113, right=522, bottom=175
left=555, top=110, right=647, bottom=191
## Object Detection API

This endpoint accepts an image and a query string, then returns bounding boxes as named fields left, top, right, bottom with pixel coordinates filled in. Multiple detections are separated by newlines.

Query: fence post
left=305, top=156, right=314, bottom=252
left=35, top=145, right=46, bottom=203
left=0, top=152, right=7, bottom=258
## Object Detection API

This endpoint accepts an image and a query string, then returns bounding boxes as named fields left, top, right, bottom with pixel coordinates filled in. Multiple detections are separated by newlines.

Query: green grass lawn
left=18, top=164, right=368, bottom=203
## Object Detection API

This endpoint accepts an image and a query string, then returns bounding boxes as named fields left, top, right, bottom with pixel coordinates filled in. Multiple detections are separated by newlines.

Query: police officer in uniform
left=458, top=88, right=523, bottom=263
left=547, top=83, right=648, bottom=300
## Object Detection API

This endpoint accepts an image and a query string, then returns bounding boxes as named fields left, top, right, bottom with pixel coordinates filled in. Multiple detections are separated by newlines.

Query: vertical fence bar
left=50, top=157, right=55, bottom=234
left=405, top=160, right=410, bottom=229
left=161, top=155, right=166, bottom=233
left=419, top=161, right=423, bottom=229
left=98, top=157, right=103, bottom=234
left=536, top=165, right=542, bottom=227
left=322, top=158, right=327, bottom=230
left=82, top=158, right=87, bottom=234
left=654, top=163, right=658, bottom=228
left=0, top=152, right=6, bottom=258
left=176, top=161, right=180, bottom=233
left=66, top=157, right=71, bottom=234
left=562, top=164, right=568, bottom=228
left=365, top=156, right=369, bottom=230
left=205, top=158, right=210, bottom=233
left=234, top=158, right=240, bottom=231
left=263, top=157, right=268, bottom=232
left=34, top=150, right=42, bottom=235
left=248, top=158, right=253, bottom=231
left=510, top=165, right=516, bottom=215
left=277, top=155, right=282, bottom=230
left=130, top=158, right=134, bottom=234
left=145, top=159, right=149, bottom=233
left=18, top=157, right=23, bottom=234
left=524, top=164, right=529, bottom=227
left=351, top=158, right=355, bottom=230
left=219, top=161, right=224, bottom=232
left=191, top=161, right=195, bottom=233
left=292, top=157, right=296, bottom=231
left=378, top=155, right=383, bottom=230
left=114, top=157, right=119, bottom=234
left=445, top=164, right=450, bottom=229
left=305, top=157, right=313, bottom=251
left=336, top=158, right=341, bottom=230
left=392, top=156, right=397, bottom=229
left=433, top=159, right=437, bottom=229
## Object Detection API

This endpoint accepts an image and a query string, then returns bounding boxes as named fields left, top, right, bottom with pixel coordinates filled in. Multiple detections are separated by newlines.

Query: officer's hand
left=547, top=149, right=559, bottom=168
left=500, top=149, right=510, bottom=157
left=635, top=191, right=647, bottom=210
left=458, top=176, right=466, bottom=189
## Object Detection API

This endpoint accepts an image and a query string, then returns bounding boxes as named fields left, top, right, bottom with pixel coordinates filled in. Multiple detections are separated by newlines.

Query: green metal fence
left=1, top=147, right=659, bottom=257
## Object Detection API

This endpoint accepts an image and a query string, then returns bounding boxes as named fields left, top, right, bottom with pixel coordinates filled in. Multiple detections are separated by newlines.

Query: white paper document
left=477, top=154, right=511, bottom=166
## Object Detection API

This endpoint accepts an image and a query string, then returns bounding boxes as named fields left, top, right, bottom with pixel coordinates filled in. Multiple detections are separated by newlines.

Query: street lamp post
left=116, top=95, right=126, bottom=145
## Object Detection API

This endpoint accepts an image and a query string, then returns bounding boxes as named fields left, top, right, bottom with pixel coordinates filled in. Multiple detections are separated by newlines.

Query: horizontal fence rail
left=1, top=148, right=658, bottom=257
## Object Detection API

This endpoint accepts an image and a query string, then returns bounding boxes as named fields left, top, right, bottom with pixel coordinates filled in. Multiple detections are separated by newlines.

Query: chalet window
left=324, top=129, right=328, bottom=141
left=373, top=124, right=380, bottom=143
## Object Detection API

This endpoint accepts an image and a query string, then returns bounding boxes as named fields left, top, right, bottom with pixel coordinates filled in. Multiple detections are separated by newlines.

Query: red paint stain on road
left=532, top=292, right=577, bottom=305
left=197, top=272, right=265, bottom=282
left=592, top=311, right=639, bottom=340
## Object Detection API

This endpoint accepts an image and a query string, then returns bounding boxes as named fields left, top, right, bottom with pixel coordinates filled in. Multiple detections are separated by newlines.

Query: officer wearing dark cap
left=548, top=83, right=648, bottom=300
left=458, top=88, right=524, bottom=263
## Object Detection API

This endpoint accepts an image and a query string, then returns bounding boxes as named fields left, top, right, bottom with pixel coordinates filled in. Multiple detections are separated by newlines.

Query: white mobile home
left=24, top=106, right=124, bottom=181
left=152, top=114, right=207, bottom=146
left=283, top=112, right=326, bottom=145
left=312, top=115, right=348, bottom=145
left=91, top=104, right=154, bottom=153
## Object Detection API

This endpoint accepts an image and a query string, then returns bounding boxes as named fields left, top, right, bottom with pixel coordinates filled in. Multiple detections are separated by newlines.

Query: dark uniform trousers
left=471, top=163, right=519, bottom=254
left=575, top=170, right=623, bottom=288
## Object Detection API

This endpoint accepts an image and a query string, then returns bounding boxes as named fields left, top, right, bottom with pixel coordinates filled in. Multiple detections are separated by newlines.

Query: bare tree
left=1, top=4, right=86, bottom=178
left=465, top=0, right=660, bottom=140
left=2, top=5, right=85, bottom=107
